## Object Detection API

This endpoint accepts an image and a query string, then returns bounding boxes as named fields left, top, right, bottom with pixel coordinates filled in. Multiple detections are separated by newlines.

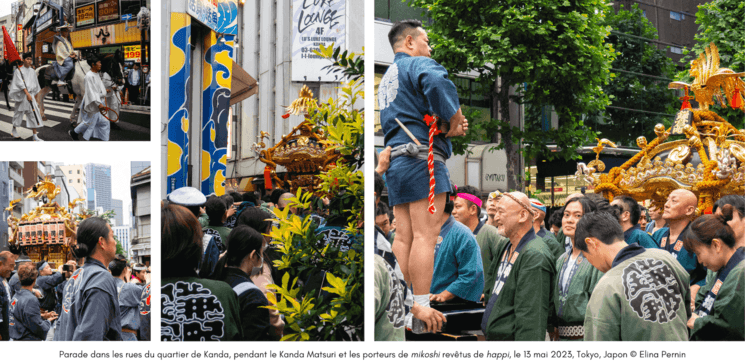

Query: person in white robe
left=69, top=56, right=110, bottom=141
left=101, top=72, right=121, bottom=122
left=8, top=53, right=44, bottom=141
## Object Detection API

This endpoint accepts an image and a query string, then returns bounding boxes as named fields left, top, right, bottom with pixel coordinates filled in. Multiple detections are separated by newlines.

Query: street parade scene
left=0, top=161, right=151, bottom=341
left=0, top=0, right=150, bottom=141
left=374, top=0, right=745, bottom=342
left=160, top=0, right=364, bottom=341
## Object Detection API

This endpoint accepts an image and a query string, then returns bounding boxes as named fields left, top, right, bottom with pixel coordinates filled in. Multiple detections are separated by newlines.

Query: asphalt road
left=0, top=94, right=150, bottom=141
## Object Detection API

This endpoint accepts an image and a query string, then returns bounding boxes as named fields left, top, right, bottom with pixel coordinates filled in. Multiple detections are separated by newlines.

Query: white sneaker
left=33, top=134, right=44, bottom=141
left=51, top=80, right=59, bottom=85
left=11, top=127, right=19, bottom=138
left=57, top=81, right=67, bottom=86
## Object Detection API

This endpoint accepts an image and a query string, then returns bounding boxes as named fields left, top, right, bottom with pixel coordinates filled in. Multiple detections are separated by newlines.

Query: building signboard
left=124, top=44, right=141, bottom=62
left=97, top=0, right=120, bottom=23
left=291, top=0, right=346, bottom=82
left=76, top=4, right=95, bottom=27
left=186, top=0, right=238, bottom=35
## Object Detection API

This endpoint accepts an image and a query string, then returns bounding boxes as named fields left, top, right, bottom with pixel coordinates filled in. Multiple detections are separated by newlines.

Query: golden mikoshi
left=576, top=43, right=745, bottom=215
left=255, top=85, right=341, bottom=194
left=6, top=176, right=89, bottom=267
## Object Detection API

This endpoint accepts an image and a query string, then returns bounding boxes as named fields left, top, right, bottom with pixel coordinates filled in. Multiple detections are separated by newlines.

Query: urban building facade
left=60, top=164, right=88, bottom=202
left=112, top=199, right=123, bottom=226
left=130, top=165, right=150, bottom=265
left=0, top=162, right=9, bottom=251
left=85, top=163, right=112, bottom=212
left=612, top=0, right=714, bottom=66
left=8, top=162, right=24, bottom=219
left=113, top=225, right=131, bottom=256
left=161, top=0, right=364, bottom=198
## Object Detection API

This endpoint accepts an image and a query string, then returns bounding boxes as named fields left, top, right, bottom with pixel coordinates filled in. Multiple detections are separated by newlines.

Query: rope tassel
left=424, top=114, right=441, bottom=214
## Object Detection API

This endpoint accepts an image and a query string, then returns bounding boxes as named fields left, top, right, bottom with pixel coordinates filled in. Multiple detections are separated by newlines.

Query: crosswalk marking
left=0, top=107, right=60, bottom=127
left=0, top=118, right=34, bottom=139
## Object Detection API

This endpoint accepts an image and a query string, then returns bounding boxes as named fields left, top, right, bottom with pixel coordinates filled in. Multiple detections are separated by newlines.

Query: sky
left=52, top=161, right=150, bottom=227
left=0, top=3, right=11, bottom=19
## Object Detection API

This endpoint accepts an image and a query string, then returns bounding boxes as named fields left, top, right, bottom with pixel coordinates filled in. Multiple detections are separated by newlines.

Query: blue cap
left=167, top=187, right=206, bottom=207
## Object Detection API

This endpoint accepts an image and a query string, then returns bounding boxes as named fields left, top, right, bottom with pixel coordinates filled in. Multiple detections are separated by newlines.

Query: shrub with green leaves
left=263, top=45, right=364, bottom=341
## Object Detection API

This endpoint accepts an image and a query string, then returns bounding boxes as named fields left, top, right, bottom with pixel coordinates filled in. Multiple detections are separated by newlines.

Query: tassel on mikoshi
left=264, top=166, right=273, bottom=190
left=731, top=87, right=743, bottom=109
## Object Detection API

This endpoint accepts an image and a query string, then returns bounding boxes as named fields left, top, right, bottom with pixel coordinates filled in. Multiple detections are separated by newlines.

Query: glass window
left=670, top=46, right=683, bottom=54
left=670, top=11, right=681, bottom=21
left=375, top=0, right=428, bottom=23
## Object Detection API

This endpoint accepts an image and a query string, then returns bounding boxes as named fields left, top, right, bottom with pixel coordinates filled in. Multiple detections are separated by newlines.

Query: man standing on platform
left=378, top=19, right=468, bottom=331
left=482, top=192, right=555, bottom=340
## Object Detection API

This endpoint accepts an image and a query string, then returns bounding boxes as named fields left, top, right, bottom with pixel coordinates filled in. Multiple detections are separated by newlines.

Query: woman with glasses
left=682, top=208, right=744, bottom=341
left=550, top=197, right=608, bottom=340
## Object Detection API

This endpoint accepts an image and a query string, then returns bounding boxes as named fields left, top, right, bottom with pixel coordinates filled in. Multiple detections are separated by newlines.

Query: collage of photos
left=0, top=0, right=742, bottom=361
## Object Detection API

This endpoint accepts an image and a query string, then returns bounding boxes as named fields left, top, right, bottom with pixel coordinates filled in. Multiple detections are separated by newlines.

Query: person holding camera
left=9, top=263, right=58, bottom=341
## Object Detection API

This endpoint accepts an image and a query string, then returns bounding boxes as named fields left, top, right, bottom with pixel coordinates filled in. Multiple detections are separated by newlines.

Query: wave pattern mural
left=167, top=14, right=192, bottom=194
left=200, top=31, right=234, bottom=196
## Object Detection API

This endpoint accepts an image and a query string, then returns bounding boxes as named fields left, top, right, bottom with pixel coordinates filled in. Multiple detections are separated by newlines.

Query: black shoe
left=68, top=129, right=79, bottom=141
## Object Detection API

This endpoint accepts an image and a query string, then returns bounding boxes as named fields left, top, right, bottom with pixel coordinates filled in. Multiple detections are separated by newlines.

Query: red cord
left=424, top=114, right=441, bottom=214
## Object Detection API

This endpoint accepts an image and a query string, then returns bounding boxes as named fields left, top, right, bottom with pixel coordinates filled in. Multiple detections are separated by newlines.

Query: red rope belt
left=423, top=114, right=441, bottom=214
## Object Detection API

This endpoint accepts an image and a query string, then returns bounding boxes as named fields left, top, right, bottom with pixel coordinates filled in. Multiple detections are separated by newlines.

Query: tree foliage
left=409, top=0, right=616, bottom=189
left=595, top=4, right=678, bottom=146
left=678, top=0, right=745, bottom=128
left=262, top=45, right=364, bottom=341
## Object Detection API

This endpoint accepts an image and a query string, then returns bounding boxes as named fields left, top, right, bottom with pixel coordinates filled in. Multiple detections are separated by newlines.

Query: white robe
left=75, top=71, right=110, bottom=140
left=101, top=72, right=121, bottom=121
left=9, top=66, right=43, bottom=128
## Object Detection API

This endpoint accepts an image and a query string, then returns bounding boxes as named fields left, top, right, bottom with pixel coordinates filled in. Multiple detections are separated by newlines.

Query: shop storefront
left=70, top=0, right=149, bottom=67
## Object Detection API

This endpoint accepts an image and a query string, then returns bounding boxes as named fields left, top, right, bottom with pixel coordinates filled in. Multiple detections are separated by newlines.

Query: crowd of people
left=161, top=186, right=352, bottom=341
left=375, top=166, right=745, bottom=341
left=374, top=19, right=744, bottom=342
left=0, top=217, right=151, bottom=341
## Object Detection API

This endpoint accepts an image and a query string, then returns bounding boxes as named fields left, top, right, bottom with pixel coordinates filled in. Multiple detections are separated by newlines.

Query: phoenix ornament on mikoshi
left=579, top=43, right=745, bottom=216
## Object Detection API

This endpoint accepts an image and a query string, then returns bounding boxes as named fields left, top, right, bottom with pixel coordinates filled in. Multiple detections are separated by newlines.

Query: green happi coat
left=584, top=247, right=690, bottom=341
left=538, top=228, right=564, bottom=263
left=553, top=251, right=603, bottom=340
left=374, top=255, right=405, bottom=341
left=476, top=222, right=509, bottom=274
left=482, top=230, right=555, bottom=341
left=690, top=257, right=745, bottom=341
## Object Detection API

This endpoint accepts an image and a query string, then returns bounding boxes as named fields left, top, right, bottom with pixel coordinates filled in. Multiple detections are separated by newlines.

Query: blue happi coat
left=431, top=216, right=485, bottom=302
left=379, top=52, right=461, bottom=206
left=54, top=258, right=122, bottom=341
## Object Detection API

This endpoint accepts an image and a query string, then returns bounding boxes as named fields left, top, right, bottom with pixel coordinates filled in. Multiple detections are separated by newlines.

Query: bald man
left=652, top=189, right=707, bottom=303
left=277, top=192, right=297, bottom=215
left=482, top=192, right=555, bottom=341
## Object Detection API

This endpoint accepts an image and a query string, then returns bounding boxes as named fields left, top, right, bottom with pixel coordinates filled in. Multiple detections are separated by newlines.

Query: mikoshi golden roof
left=6, top=176, right=87, bottom=251
left=256, top=86, right=341, bottom=193
left=576, top=43, right=745, bottom=215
